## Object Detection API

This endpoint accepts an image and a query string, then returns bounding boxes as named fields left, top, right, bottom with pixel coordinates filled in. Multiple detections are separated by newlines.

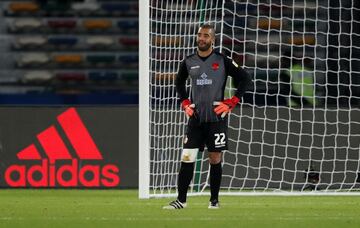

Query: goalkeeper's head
left=197, top=24, right=215, bottom=52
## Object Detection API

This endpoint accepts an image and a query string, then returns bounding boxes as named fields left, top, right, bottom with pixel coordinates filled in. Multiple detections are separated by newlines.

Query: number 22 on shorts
left=214, top=133, right=226, bottom=146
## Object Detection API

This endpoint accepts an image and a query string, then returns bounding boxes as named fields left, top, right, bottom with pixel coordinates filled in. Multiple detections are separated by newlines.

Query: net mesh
left=148, top=0, right=360, bottom=197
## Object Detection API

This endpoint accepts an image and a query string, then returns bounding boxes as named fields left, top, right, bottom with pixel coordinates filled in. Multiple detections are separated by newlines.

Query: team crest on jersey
left=212, top=62, right=219, bottom=70
left=196, top=73, right=212, bottom=85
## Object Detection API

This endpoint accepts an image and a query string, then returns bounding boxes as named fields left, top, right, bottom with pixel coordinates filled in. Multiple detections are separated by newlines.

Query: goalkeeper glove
left=181, top=99, right=195, bottom=118
left=213, top=96, right=240, bottom=118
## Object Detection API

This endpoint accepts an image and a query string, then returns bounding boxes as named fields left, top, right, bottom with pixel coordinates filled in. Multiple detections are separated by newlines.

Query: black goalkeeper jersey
left=175, top=51, right=251, bottom=123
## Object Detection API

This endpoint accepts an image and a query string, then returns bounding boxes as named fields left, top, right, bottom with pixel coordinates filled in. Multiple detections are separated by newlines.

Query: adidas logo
left=4, top=108, right=120, bottom=188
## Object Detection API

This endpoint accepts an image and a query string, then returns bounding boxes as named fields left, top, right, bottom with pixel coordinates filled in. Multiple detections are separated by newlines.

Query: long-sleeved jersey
left=175, top=51, right=251, bottom=123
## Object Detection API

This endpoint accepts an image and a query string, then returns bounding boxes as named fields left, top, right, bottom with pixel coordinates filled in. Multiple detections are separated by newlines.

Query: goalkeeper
left=163, top=24, right=251, bottom=209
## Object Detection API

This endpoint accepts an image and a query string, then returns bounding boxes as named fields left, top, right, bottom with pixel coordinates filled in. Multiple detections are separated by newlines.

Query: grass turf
left=0, top=189, right=359, bottom=228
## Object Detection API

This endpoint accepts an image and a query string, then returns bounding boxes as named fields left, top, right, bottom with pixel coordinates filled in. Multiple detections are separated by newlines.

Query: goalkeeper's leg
left=206, top=121, right=227, bottom=209
left=177, top=161, right=195, bottom=203
left=163, top=148, right=198, bottom=209
left=208, top=152, right=222, bottom=209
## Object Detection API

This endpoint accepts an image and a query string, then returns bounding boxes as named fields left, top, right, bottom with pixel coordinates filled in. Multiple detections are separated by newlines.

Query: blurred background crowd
left=0, top=0, right=359, bottom=107
left=0, top=0, right=138, bottom=104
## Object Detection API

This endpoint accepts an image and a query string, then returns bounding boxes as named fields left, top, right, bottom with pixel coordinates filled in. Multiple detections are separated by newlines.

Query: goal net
left=139, top=0, right=360, bottom=198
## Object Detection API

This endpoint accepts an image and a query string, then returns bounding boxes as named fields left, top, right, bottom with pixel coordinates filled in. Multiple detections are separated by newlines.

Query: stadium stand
left=83, top=19, right=112, bottom=30
left=55, top=72, right=86, bottom=82
left=86, top=54, right=116, bottom=66
left=0, top=0, right=139, bottom=104
left=47, top=37, right=78, bottom=46
left=22, top=71, right=53, bottom=83
left=47, top=19, right=77, bottom=29
left=117, top=20, right=138, bottom=31
left=88, top=71, right=118, bottom=81
left=71, top=2, right=100, bottom=14
left=10, top=18, right=43, bottom=31
left=14, top=36, right=47, bottom=49
left=86, top=36, right=114, bottom=47
left=17, top=53, right=50, bottom=67
left=53, top=54, right=83, bottom=65
left=8, top=2, right=40, bottom=14
left=119, top=37, right=138, bottom=49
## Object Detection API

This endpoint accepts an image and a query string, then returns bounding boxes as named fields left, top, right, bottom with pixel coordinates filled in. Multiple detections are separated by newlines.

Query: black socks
left=177, top=161, right=222, bottom=203
left=177, top=162, right=195, bottom=203
left=210, top=162, right=222, bottom=201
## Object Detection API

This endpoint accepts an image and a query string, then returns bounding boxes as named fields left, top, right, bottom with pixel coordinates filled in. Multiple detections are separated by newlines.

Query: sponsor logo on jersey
left=196, top=73, right=212, bottom=85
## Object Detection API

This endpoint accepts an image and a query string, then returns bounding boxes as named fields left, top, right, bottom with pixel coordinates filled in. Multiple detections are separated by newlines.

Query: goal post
left=139, top=0, right=360, bottom=198
left=139, top=0, right=150, bottom=199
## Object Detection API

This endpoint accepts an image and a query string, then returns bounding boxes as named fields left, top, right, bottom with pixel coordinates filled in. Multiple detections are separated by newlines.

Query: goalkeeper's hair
left=199, top=23, right=215, bottom=38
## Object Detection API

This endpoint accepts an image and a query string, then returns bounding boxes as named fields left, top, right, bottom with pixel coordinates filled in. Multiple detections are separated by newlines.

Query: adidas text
left=5, top=159, right=120, bottom=187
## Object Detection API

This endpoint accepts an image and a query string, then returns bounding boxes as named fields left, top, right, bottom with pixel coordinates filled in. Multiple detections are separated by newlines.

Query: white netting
left=145, top=0, right=360, bottom=197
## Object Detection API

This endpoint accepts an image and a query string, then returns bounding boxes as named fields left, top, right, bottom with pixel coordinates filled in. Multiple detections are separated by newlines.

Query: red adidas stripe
left=37, top=125, right=72, bottom=161
left=57, top=108, right=102, bottom=160
left=17, top=144, right=41, bottom=160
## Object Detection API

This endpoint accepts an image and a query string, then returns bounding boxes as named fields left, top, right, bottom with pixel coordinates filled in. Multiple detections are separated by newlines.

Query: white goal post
left=139, top=0, right=360, bottom=198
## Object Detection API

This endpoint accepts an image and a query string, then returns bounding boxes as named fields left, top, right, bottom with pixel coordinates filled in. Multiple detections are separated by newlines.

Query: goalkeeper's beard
left=197, top=41, right=212, bottom=52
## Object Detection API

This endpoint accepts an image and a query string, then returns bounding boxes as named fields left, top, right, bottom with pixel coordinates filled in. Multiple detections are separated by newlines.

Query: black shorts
left=183, top=118, right=228, bottom=152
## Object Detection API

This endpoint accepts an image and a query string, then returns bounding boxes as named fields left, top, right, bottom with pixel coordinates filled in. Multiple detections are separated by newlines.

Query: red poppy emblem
left=212, top=62, right=219, bottom=70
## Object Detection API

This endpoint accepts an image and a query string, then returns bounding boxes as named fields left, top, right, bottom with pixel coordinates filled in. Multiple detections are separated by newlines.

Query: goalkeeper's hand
left=213, top=96, right=240, bottom=118
left=181, top=99, right=195, bottom=118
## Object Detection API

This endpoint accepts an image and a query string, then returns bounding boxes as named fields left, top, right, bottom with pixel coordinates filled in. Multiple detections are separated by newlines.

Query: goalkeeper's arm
left=175, top=60, right=189, bottom=102
left=225, top=57, right=252, bottom=99
left=175, top=60, right=195, bottom=117
left=214, top=57, right=252, bottom=117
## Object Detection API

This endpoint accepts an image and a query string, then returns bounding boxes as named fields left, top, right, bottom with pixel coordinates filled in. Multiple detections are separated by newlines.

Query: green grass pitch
left=0, top=189, right=359, bottom=228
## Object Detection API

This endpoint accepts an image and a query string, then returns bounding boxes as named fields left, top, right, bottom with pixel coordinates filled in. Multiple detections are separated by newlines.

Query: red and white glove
left=213, top=96, right=240, bottom=118
left=181, top=99, right=195, bottom=118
